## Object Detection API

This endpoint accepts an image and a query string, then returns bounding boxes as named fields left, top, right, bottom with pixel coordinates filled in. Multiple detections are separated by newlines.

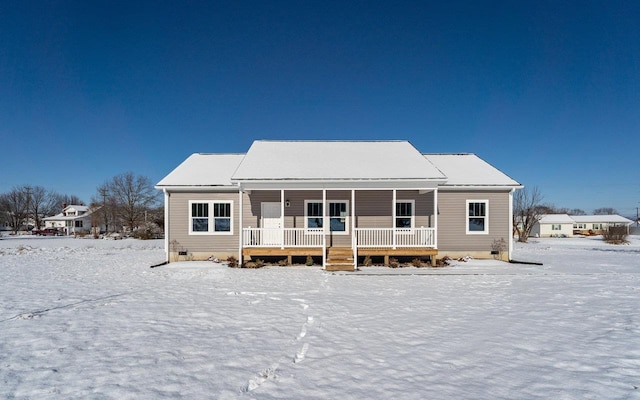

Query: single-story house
left=156, top=140, right=522, bottom=270
left=571, top=215, right=634, bottom=235
left=43, top=204, right=102, bottom=236
left=530, top=214, right=575, bottom=238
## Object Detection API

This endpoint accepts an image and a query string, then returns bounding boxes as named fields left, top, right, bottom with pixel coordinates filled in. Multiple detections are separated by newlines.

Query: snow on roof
left=537, top=214, right=575, bottom=224
left=571, top=215, right=634, bottom=224
left=231, top=140, right=447, bottom=181
left=43, top=205, right=100, bottom=221
left=156, top=154, right=245, bottom=187
left=424, top=154, right=521, bottom=187
left=64, top=205, right=88, bottom=212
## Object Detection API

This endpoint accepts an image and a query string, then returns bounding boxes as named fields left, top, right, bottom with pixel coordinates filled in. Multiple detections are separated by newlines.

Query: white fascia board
left=155, top=185, right=239, bottom=192
left=236, top=179, right=445, bottom=191
left=438, top=184, right=524, bottom=190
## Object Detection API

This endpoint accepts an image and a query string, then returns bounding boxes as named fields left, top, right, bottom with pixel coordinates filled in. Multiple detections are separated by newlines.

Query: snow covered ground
left=1, top=235, right=639, bottom=399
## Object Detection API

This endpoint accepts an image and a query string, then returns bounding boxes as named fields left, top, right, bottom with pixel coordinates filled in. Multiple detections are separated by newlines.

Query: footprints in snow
left=291, top=299, right=314, bottom=364
left=242, top=297, right=316, bottom=392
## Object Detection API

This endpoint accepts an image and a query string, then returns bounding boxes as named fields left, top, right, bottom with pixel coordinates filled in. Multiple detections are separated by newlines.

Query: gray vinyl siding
left=168, top=191, right=240, bottom=253
left=437, top=190, right=511, bottom=252
left=168, top=189, right=442, bottom=253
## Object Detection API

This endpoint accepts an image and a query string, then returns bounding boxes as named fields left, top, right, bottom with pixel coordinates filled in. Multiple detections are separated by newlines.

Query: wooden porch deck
left=243, top=246, right=438, bottom=269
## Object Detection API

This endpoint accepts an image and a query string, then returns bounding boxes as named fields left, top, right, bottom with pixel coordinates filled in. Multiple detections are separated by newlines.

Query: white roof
left=64, top=205, right=88, bottom=213
left=156, top=141, right=522, bottom=190
left=424, top=154, right=521, bottom=187
left=231, top=140, right=446, bottom=182
left=156, top=154, right=245, bottom=187
left=44, top=205, right=99, bottom=221
left=537, top=214, right=575, bottom=224
left=571, top=215, right=634, bottom=224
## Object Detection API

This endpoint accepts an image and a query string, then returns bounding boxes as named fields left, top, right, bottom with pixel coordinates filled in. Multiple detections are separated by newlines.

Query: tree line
left=0, top=172, right=162, bottom=235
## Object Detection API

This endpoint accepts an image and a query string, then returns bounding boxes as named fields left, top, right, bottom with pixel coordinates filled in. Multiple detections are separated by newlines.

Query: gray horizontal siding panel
left=169, top=191, right=240, bottom=253
left=437, top=190, right=511, bottom=252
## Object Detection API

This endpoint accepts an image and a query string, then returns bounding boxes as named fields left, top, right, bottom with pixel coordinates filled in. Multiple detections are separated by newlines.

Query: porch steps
left=325, top=247, right=356, bottom=271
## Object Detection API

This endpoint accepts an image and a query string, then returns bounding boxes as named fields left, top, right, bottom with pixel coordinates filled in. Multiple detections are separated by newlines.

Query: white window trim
left=466, top=199, right=489, bottom=235
left=188, top=200, right=234, bottom=235
left=304, top=199, right=349, bottom=234
left=395, top=199, right=415, bottom=233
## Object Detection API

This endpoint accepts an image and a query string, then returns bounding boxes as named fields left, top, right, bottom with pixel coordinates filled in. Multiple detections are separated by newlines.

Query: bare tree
left=569, top=208, right=586, bottom=216
left=593, top=207, right=618, bottom=215
left=28, top=186, right=52, bottom=229
left=513, top=186, right=544, bottom=243
left=105, top=172, right=159, bottom=232
left=0, top=186, right=30, bottom=233
left=92, top=183, right=118, bottom=233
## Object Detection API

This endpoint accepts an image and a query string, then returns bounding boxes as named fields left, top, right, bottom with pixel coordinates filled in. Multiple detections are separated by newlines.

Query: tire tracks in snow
left=0, top=292, right=135, bottom=322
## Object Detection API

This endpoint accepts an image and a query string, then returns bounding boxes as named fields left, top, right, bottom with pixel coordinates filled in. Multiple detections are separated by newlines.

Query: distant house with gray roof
left=156, top=140, right=522, bottom=269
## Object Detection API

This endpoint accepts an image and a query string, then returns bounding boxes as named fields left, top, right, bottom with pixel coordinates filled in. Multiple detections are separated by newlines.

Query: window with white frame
left=395, top=200, right=414, bottom=228
left=189, top=201, right=233, bottom=234
left=329, top=201, right=348, bottom=232
left=305, top=200, right=349, bottom=232
left=467, top=200, right=488, bottom=234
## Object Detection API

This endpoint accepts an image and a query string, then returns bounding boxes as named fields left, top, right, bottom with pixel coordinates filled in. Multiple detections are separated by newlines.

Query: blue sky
left=1, top=1, right=639, bottom=217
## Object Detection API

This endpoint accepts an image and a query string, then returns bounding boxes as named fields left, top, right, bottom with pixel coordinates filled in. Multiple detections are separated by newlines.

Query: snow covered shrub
left=243, top=259, right=264, bottom=268
left=388, top=257, right=400, bottom=268
left=411, top=258, right=423, bottom=268
left=491, top=238, right=507, bottom=259
left=277, top=258, right=290, bottom=266
left=226, top=256, right=238, bottom=268
left=603, top=226, right=628, bottom=244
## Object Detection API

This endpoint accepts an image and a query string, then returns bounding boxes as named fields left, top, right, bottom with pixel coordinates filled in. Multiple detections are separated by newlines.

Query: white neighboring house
left=571, top=215, right=634, bottom=235
left=531, top=214, right=575, bottom=238
left=43, top=205, right=102, bottom=236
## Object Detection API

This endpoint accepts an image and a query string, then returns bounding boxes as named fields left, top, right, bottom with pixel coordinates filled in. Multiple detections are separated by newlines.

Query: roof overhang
left=235, top=178, right=446, bottom=191
left=155, top=185, right=239, bottom=192
left=438, top=184, right=524, bottom=191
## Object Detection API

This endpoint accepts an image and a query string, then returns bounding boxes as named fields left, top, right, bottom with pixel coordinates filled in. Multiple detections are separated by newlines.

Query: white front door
left=261, top=202, right=282, bottom=245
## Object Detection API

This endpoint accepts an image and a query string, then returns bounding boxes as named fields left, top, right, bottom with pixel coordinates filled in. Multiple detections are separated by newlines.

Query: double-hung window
left=395, top=200, right=414, bottom=229
left=467, top=200, right=488, bottom=234
left=189, top=200, right=233, bottom=234
left=552, top=224, right=561, bottom=231
left=305, top=200, right=349, bottom=233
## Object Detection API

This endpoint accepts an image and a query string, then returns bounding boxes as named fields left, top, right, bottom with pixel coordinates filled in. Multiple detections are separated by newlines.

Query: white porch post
left=392, top=189, right=397, bottom=249
left=164, top=189, right=169, bottom=262
left=433, top=188, right=438, bottom=249
left=322, top=189, right=327, bottom=269
left=351, top=189, right=356, bottom=269
left=239, top=188, right=244, bottom=265
left=280, top=189, right=285, bottom=249
left=508, top=188, right=514, bottom=261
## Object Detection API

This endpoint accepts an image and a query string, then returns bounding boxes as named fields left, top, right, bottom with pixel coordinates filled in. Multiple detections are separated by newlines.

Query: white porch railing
left=354, top=227, right=436, bottom=248
left=243, top=228, right=324, bottom=247
left=243, top=227, right=436, bottom=248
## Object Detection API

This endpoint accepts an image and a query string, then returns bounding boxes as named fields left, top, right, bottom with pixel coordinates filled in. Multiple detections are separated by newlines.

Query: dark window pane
left=307, top=202, right=322, bottom=217
left=193, top=218, right=208, bottom=232
left=214, top=203, right=231, bottom=218
left=468, top=218, right=485, bottom=231
left=214, top=218, right=231, bottom=232
left=308, top=217, right=323, bottom=228
left=330, top=217, right=345, bottom=231
left=396, top=217, right=412, bottom=228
